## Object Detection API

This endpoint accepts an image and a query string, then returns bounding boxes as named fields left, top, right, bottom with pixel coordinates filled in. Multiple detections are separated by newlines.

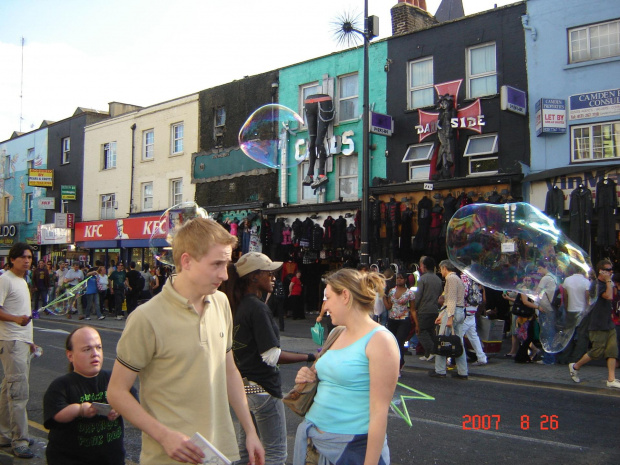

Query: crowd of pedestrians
left=2, top=211, right=620, bottom=464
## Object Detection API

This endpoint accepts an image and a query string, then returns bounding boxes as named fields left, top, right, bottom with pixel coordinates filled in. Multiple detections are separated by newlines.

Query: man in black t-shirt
left=125, top=262, right=143, bottom=315
left=568, top=260, right=620, bottom=389
left=43, top=327, right=134, bottom=464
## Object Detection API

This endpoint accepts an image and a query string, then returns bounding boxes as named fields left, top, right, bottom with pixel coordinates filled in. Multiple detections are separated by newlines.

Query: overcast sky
left=0, top=0, right=519, bottom=141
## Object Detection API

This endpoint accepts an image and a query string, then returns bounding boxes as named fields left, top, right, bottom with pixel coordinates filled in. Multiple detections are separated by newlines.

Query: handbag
left=433, top=326, right=463, bottom=357
left=310, top=322, right=324, bottom=345
left=283, top=326, right=345, bottom=416
left=511, top=294, right=535, bottom=318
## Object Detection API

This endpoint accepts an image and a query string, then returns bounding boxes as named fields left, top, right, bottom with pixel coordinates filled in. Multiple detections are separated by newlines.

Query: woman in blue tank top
left=293, top=268, right=400, bottom=465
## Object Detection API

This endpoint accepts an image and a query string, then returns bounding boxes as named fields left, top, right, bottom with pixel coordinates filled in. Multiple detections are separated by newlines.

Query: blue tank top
left=305, top=326, right=391, bottom=434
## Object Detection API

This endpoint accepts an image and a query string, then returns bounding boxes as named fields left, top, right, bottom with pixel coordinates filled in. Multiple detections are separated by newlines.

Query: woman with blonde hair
left=293, top=268, right=400, bottom=465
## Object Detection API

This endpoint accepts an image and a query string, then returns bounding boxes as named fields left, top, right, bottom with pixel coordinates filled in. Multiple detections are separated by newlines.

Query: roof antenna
left=19, top=36, right=25, bottom=132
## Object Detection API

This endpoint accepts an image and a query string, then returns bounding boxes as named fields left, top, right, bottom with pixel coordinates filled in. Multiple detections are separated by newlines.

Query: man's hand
left=81, top=402, right=98, bottom=419
left=245, top=432, right=265, bottom=465
left=107, top=409, right=121, bottom=422
left=15, top=315, right=31, bottom=326
left=445, top=315, right=454, bottom=327
left=160, top=430, right=204, bottom=464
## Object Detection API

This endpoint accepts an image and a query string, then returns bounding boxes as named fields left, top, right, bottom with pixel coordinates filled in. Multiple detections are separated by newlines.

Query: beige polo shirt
left=116, top=278, right=238, bottom=464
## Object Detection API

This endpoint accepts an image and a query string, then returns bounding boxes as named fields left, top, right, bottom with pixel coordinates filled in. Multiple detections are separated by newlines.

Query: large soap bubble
left=149, top=202, right=209, bottom=267
left=446, top=202, right=593, bottom=353
left=238, top=104, right=304, bottom=168
left=40, top=277, right=90, bottom=317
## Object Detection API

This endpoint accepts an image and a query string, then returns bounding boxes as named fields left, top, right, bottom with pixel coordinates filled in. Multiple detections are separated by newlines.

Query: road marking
left=34, top=328, right=70, bottom=334
left=35, top=319, right=125, bottom=334
left=405, top=416, right=585, bottom=450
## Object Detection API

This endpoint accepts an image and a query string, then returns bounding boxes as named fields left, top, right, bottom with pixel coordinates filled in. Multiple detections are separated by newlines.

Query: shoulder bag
left=511, top=294, right=535, bottom=318
left=433, top=325, right=464, bottom=357
left=283, top=326, right=345, bottom=416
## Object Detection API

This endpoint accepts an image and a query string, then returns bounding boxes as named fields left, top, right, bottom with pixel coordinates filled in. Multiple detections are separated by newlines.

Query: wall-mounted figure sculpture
left=302, top=94, right=334, bottom=189
left=435, top=93, right=456, bottom=180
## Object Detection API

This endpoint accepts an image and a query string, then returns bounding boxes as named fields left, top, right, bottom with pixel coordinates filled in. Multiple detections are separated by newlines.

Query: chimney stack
left=391, top=0, right=438, bottom=36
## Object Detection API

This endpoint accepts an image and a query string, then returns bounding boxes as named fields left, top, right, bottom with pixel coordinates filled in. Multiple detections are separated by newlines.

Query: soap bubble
left=446, top=202, right=593, bottom=353
left=238, top=104, right=304, bottom=168
left=149, top=202, right=209, bottom=267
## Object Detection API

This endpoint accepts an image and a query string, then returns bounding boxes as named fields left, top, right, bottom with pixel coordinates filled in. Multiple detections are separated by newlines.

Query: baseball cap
left=235, top=252, right=283, bottom=278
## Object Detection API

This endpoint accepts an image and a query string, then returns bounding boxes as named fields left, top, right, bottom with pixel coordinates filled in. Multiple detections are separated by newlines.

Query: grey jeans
left=0, top=340, right=31, bottom=448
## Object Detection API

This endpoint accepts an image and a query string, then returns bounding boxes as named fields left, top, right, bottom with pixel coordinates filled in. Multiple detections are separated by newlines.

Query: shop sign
left=55, top=213, right=75, bottom=229
left=500, top=85, right=527, bottom=115
left=535, top=99, right=567, bottom=136
left=294, top=130, right=355, bottom=162
left=0, top=224, right=18, bottom=247
left=369, top=112, right=394, bottom=136
left=75, top=216, right=165, bottom=242
left=544, top=169, right=618, bottom=191
left=61, top=185, right=77, bottom=200
left=38, top=224, right=72, bottom=245
left=415, top=80, right=485, bottom=142
left=28, top=169, right=53, bottom=188
left=38, top=197, right=55, bottom=209
left=569, top=88, right=620, bottom=121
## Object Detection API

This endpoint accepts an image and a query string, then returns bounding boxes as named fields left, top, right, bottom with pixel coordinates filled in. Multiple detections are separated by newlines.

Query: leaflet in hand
left=91, top=402, right=112, bottom=416
left=189, top=432, right=231, bottom=465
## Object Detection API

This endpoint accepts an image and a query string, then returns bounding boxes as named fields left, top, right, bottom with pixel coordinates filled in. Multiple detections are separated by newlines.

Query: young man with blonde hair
left=108, top=218, right=265, bottom=465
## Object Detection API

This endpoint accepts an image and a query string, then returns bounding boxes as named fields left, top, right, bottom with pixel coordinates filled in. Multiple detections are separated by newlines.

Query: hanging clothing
left=596, top=178, right=618, bottom=248
left=272, top=219, right=284, bottom=245
left=545, top=186, right=565, bottom=221
left=333, top=216, right=348, bottom=249
left=568, top=186, right=593, bottom=252
left=260, top=219, right=272, bottom=250
left=291, top=219, right=303, bottom=245
left=323, top=216, right=335, bottom=245
left=413, top=196, right=432, bottom=251
left=310, top=224, right=324, bottom=251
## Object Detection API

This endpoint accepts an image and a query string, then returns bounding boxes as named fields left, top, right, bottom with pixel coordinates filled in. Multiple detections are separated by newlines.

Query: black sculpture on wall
left=435, top=94, right=457, bottom=180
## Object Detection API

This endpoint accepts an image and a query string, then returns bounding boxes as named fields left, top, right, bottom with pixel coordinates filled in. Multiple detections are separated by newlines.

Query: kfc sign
left=75, top=216, right=166, bottom=242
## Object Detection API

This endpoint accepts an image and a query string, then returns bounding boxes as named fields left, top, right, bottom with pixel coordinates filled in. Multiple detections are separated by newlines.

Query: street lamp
left=334, top=1, right=378, bottom=266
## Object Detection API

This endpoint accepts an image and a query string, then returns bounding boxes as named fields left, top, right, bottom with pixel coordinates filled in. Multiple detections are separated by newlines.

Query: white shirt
left=563, top=274, right=591, bottom=313
left=0, top=270, right=33, bottom=343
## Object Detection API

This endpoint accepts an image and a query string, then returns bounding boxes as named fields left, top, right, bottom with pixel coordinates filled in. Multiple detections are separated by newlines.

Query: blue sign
left=369, top=111, right=394, bottom=136
left=500, top=85, right=527, bottom=115
left=535, top=99, right=566, bottom=136
left=569, top=88, right=620, bottom=121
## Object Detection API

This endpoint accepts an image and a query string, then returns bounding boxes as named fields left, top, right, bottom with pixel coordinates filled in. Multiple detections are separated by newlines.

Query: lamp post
left=360, top=0, right=371, bottom=266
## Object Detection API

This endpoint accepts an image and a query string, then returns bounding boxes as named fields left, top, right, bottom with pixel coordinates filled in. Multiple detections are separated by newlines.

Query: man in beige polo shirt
left=108, top=218, right=264, bottom=465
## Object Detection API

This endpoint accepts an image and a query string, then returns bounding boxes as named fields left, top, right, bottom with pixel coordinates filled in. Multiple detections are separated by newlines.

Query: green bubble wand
left=40, top=277, right=92, bottom=315
left=389, top=382, right=435, bottom=427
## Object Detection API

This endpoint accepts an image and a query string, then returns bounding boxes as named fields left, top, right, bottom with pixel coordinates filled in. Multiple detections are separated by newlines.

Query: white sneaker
left=116, top=316, right=123, bottom=320
left=98, top=316, right=105, bottom=320
left=472, top=360, right=487, bottom=366
left=606, top=379, right=620, bottom=389
left=419, top=355, right=429, bottom=361
left=568, top=363, right=580, bottom=383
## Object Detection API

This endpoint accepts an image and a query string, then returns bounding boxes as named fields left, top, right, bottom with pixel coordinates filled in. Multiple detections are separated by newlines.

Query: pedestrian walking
left=461, top=273, right=488, bottom=366
left=414, top=256, right=443, bottom=361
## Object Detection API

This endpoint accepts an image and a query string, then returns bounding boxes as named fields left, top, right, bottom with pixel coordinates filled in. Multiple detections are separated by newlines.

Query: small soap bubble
left=446, top=202, right=593, bottom=353
left=149, top=202, right=208, bottom=267
left=238, top=104, right=304, bottom=168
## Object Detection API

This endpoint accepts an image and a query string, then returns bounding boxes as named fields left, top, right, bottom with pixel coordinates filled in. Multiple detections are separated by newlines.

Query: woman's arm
left=366, top=331, right=400, bottom=465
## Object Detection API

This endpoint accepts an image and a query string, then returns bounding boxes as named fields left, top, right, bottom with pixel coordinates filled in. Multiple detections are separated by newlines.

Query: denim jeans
left=84, top=293, right=102, bottom=319
left=435, top=308, right=468, bottom=376
left=235, top=394, right=287, bottom=465
left=462, top=309, right=487, bottom=363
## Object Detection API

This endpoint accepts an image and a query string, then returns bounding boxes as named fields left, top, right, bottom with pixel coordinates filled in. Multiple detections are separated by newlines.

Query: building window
left=142, top=182, right=153, bottom=210
left=467, top=43, right=497, bottom=98
left=299, top=82, right=321, bottom=124
left=26, top=193, right=33, bottom=223
left=464, top=134, right=499, bottom=175
left=571, top=121, right=620, bottom=162
left=100, top=194, right=116, bottom=220
left=569, top=19, right=620, bottom=63
left=170, top=178, right=183, bottom=206
left=143, top=130, right=154, bottom=160
left=338, top=155, right=358, bottom=199
left=215, top=107, right=226, bottom=127
left=171, top=123, right=184, bottom=155
left=61, top=137, right=70, bottom=164
left=402, top=143, right=435, bottom=181
left=27, top=160, right=34, bottom=172
left=2, top=155, right=10, bottom=179
left=408, top=57, right=434, bottom=109
left=2, top=197, right=9, bottom=222
left=299, top=162, right=317, bottom=202
left=338, top=73, right=359, bottom=122
left=103, top=142, right=117, bottom=169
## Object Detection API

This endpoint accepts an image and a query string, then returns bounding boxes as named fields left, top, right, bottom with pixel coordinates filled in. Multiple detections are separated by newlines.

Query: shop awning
left=76, top=240, right=119, bottom=249
left=522, top=162, right=620, bottom=183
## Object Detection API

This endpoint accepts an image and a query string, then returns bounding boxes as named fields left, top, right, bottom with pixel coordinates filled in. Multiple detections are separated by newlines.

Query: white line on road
left=34, top=328, right=70, bottom=334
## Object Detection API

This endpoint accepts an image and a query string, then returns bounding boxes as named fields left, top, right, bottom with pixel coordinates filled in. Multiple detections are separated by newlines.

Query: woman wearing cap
left=223, top=252, right=315, bottom=465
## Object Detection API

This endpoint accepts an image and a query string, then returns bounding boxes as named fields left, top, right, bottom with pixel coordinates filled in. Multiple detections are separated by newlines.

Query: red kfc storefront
left=75, top=216, right=166, bottom=270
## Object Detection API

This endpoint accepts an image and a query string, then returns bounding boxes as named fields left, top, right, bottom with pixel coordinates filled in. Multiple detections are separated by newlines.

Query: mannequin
left=302, top=94, right=334, bottom=188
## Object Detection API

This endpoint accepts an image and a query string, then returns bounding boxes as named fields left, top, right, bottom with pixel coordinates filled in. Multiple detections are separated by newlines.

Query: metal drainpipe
left=129, top=123, right=136, bottom=215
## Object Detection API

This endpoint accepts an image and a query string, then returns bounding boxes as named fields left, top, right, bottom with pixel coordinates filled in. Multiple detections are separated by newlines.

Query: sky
left=0, top=0, right=519, bottom=141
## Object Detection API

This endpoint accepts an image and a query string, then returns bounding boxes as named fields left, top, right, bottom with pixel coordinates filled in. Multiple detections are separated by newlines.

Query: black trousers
left=304, top=94, right=334, bottom=177
left=388, top=317, right=412, bottom=369
left=418, top=312, right=439, bottom=357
